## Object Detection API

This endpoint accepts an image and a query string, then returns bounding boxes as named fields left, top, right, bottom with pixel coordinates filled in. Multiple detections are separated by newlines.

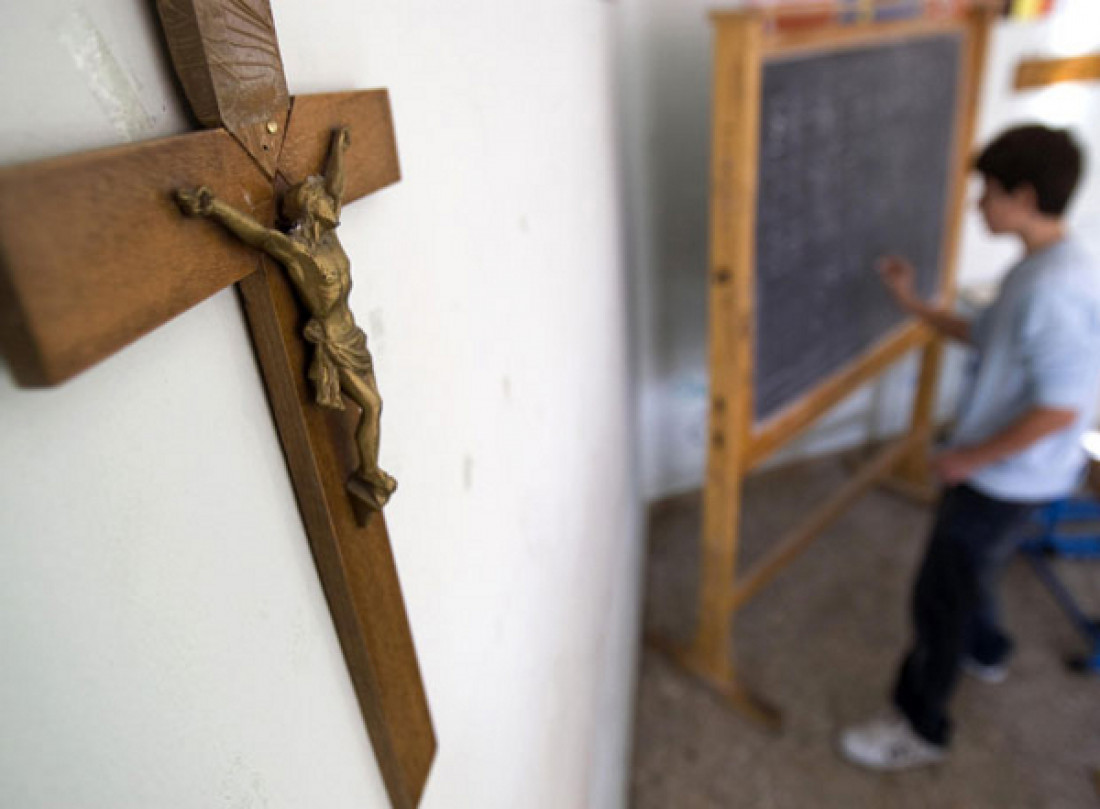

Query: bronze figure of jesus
left=177, top=127, right=397, bottom=511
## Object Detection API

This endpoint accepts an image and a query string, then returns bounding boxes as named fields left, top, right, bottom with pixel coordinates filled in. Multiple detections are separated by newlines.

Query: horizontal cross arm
left=0, top=130, right=272, bottom=386
left=278, top=90, right=401, bottom=202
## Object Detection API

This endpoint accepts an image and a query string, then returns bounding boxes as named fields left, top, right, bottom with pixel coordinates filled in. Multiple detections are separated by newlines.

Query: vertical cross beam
left=234, top=90, right=437, bottom=808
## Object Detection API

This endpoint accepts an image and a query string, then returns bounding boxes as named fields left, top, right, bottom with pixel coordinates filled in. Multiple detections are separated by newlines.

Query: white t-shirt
left=953, top=237, right=1100, bottom=502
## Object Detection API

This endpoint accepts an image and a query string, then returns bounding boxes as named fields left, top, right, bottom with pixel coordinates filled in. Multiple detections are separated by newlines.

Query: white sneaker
left=839, top=712, right=946, bottom=771
left=961, top=657, right=1008, bottom=684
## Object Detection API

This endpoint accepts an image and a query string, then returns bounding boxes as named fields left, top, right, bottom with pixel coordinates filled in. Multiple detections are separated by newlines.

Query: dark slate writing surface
left=753, top=34, right=960, bottom=423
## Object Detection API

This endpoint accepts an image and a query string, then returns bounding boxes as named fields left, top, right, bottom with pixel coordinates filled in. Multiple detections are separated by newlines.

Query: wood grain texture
left=156, top=0, right=290, bottom=176
left=757, top=14, right=962, bottom=58
left=1015, top=52, right=1100, bottom=90
left=729, top=0, right=962, bottom=33
left=0, top=129, right=272, bottom=386
left=686, top=11, right=763, bottom=685
left=0, top=90, right=398, bottom=391
left=279, top=91, right=401, bottom=201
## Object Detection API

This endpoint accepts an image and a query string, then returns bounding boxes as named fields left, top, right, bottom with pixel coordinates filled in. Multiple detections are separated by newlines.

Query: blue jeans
left=892, top=484, right=1039, bottom=746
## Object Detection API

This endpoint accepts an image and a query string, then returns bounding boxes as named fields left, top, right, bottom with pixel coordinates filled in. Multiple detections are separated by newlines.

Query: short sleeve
left=1018, top=288, right=1100, bottom=410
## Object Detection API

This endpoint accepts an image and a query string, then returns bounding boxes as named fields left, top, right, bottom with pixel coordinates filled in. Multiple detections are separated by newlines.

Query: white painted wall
left=623, top=0, right=1100, bottom=501
left=0, top=2, right=642, bottom=809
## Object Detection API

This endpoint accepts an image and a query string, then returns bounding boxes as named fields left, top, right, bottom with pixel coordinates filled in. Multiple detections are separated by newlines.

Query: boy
left=840, top=124, right=1100, bottom=770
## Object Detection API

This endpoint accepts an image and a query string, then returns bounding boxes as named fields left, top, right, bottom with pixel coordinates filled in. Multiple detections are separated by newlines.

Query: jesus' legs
left=338, top=366, right=397, bottom=508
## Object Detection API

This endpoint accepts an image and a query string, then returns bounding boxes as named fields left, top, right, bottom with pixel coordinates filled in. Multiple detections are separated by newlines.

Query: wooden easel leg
left=647, top=632, right=782, bottom=731
left=676, top=641, right=783, bottom=730
left=649, top=10, right=781, bottom=732
left=648, top=467, right=783, bottom=731
left=889, top=339, right=942, bottom=499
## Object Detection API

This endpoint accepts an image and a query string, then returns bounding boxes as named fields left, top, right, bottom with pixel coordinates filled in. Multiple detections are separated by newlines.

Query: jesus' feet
left=346, top=469, right=398, bottom=511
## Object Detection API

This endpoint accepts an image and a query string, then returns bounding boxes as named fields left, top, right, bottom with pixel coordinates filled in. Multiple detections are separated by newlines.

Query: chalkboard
left=753, top=34, right=961, bottom=423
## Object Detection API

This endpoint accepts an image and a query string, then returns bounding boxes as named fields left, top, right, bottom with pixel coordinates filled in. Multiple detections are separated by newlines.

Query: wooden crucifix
left=0, top=2, right=434, bottom=807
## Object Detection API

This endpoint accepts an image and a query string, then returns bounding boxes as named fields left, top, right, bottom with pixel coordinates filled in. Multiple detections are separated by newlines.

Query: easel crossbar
left=726, top=432, right=924, bottom=612
left=745, top=322, right=932, bottom=471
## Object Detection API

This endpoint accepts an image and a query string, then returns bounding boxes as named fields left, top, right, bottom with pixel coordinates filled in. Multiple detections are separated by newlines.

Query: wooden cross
left=0, top=2, right=435, bottom=807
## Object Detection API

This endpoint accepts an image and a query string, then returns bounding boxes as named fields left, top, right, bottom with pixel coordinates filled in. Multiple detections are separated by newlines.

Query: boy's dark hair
left=974, top=124, right=1083, bottom=217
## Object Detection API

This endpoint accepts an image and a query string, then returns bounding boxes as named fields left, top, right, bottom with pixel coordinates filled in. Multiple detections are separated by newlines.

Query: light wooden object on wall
left=1015, top=53, right=1100, bottom=90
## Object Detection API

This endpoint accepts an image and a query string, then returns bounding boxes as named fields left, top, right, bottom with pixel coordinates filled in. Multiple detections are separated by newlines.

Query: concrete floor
left=631, top=456, right=1100, bottom=809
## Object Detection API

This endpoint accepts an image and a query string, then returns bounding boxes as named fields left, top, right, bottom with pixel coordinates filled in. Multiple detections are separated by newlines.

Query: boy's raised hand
left=877, top=255, right=918, bottom=311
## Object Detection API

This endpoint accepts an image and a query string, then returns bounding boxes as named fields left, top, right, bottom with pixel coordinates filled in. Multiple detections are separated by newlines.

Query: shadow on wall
left=649, top=18, right=713, bottom=383
left=634, top=8, right=717, bottom=499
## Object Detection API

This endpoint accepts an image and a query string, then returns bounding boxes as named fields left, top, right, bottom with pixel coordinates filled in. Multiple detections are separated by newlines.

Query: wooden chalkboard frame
left=662, top=5, right=995, bottom=727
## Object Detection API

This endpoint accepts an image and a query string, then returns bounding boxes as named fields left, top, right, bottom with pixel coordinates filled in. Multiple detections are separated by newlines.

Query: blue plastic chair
left=1020, top=495, right=1100, bottom=673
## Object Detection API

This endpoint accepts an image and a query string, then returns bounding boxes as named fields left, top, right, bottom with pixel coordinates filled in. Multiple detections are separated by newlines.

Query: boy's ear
left=1011, top=182, right=1040, bottom=214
